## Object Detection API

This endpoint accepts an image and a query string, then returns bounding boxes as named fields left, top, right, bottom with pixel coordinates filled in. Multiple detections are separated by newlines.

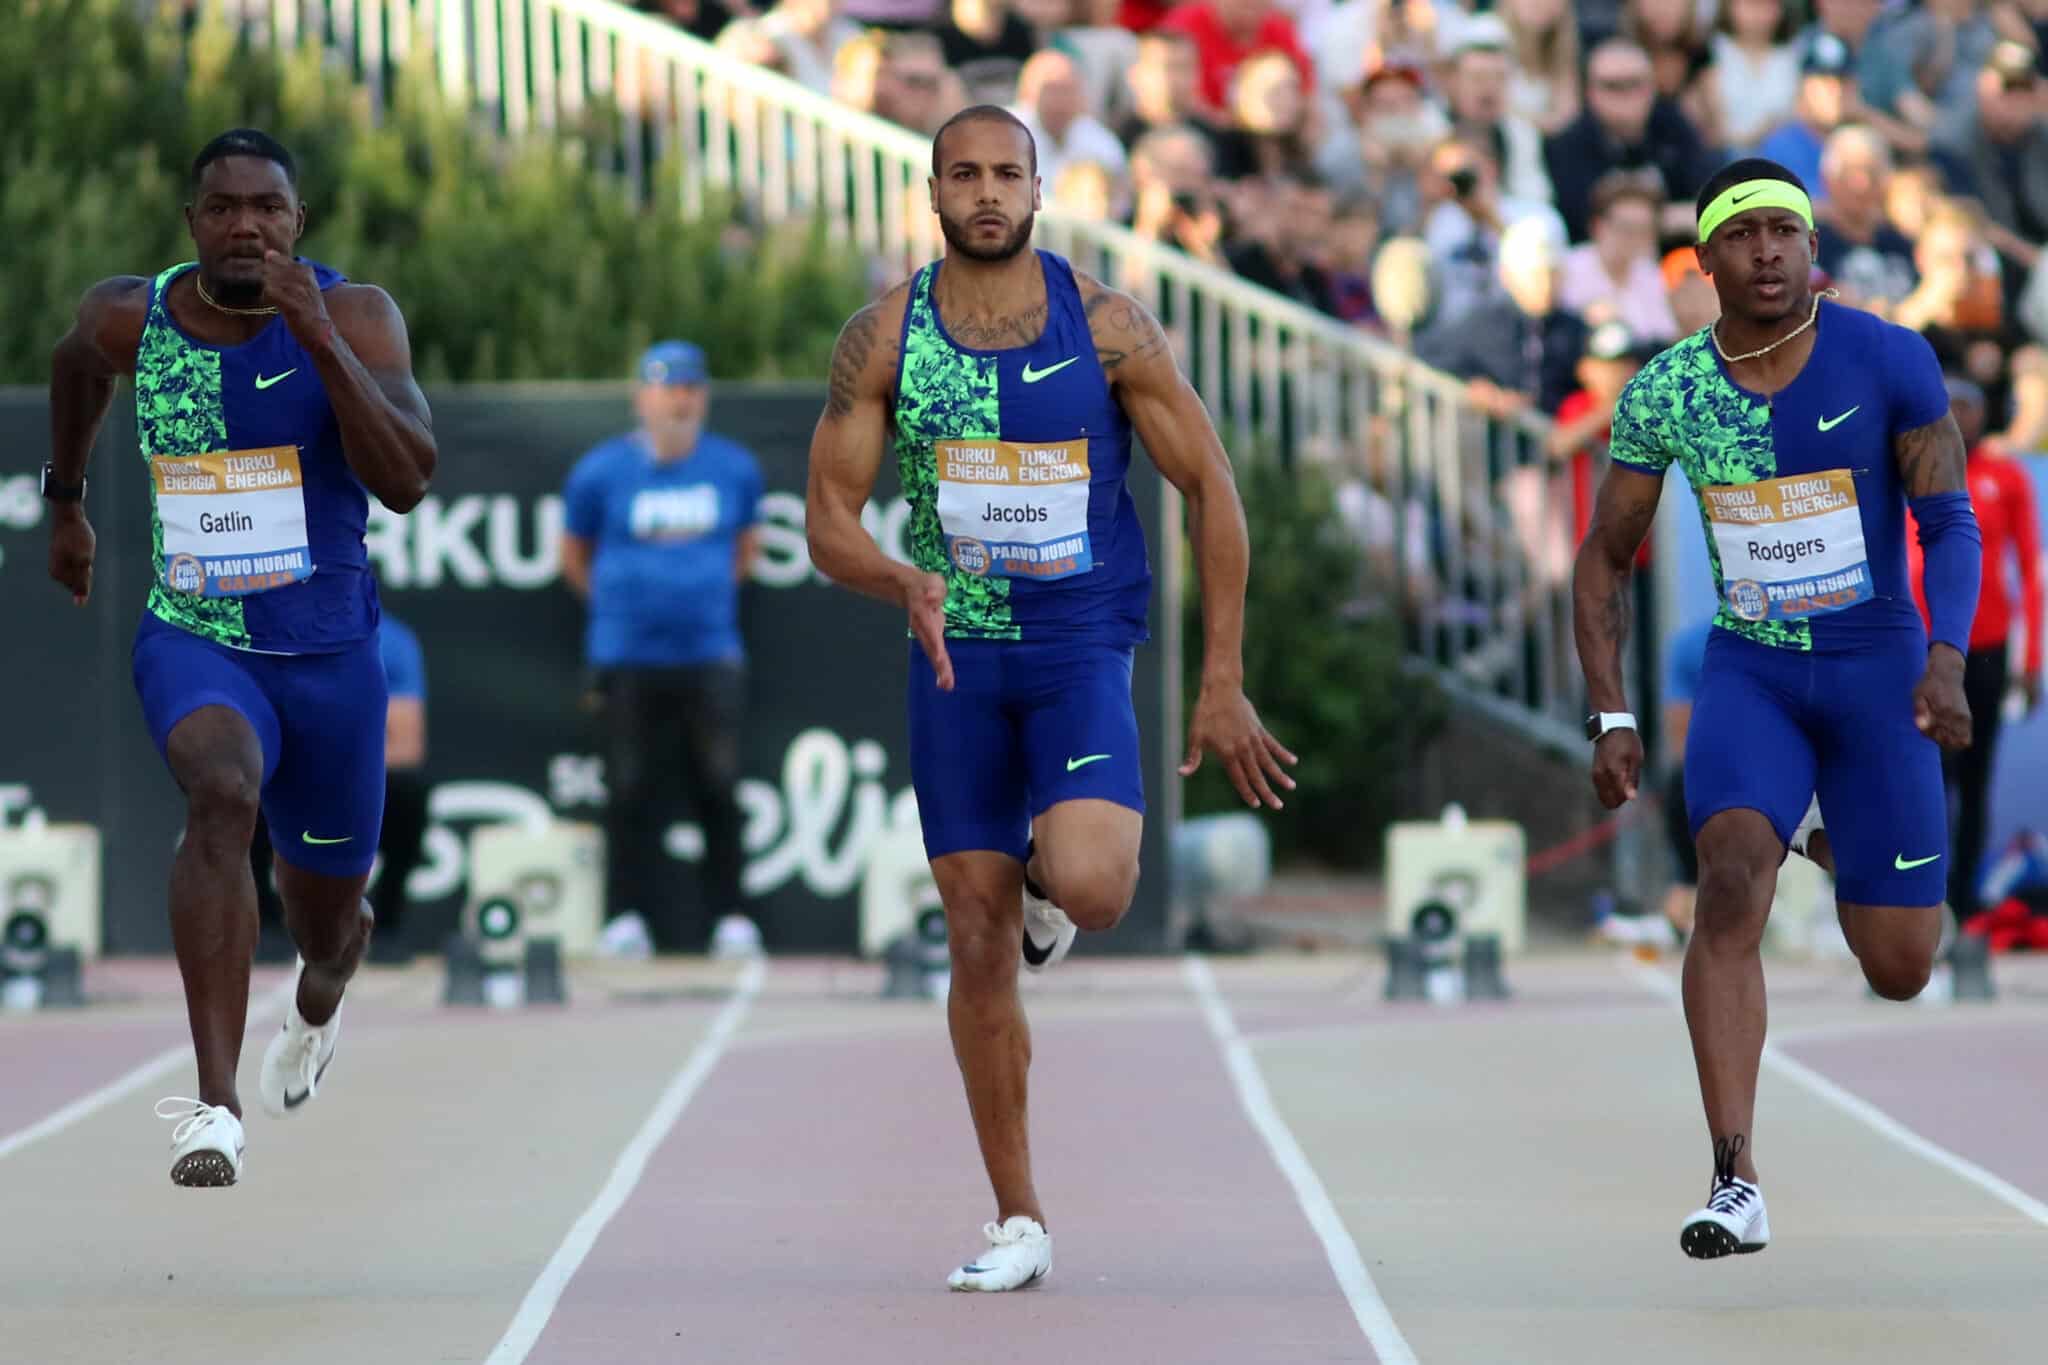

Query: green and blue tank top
left=891, top=249, right=1152, bottom=645
left=134, top=260, right=378, bottom=653
left=1608, top=302, right=1950, bottom=653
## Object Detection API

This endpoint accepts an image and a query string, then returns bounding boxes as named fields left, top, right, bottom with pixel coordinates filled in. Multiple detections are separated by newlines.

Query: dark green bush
left=0, top=0, right=868, bottom=383
left=1181, top=457, right=1445, bottom=869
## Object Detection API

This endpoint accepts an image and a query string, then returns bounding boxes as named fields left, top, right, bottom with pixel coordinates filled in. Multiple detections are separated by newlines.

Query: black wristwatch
left=40, top=463, right=86, bottom=504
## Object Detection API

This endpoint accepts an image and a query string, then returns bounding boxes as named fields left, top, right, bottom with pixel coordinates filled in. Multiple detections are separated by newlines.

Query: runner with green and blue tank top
left=895, top=248, right=1156, bottom=865
left=805, top=105, right=1294, bottom=1293
left=1574, top=157, right=1980, bottom=1265
left=45, top=130, right=436, bottom=1188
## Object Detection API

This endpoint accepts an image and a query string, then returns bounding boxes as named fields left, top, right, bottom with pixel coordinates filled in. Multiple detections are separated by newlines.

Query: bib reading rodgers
left=935, top=438, right=1091, bottom=580
left=1704, top=469, right=1871, bottom=622
left=151, top=445, right=315, bottom=597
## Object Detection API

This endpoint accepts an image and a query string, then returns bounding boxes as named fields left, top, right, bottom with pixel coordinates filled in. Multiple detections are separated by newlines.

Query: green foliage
left=0, top=0, right=868, bottom=383
left=1181, top=458, right=1446, bottom=869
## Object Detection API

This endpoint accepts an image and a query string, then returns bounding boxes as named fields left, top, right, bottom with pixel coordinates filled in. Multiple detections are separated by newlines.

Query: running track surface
left=4, top=948, right=2047, bottom=1364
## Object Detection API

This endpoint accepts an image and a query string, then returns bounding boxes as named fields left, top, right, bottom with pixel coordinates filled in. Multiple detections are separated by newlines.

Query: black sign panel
left=0, top=385, right=1177, bottom=954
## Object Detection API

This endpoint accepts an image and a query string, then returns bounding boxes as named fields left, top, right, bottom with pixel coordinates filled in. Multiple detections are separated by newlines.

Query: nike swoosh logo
left=1066, top=753, right=1111, bottom=771
left=1731, top=189, right=1762, bottom=203
left=1817, top=406, right=1860, bottom=432
left=254, top=369, right=297, bottom=390
left=1895, top=853, right=1941, bottom=870
left=1020, top=928, right=1054, bottom=967
left=1021, top=357, right=1079, bottom=383
left=302, top=832, right=352, bottom=846
left=282, top=1047, right=335, bottom=1110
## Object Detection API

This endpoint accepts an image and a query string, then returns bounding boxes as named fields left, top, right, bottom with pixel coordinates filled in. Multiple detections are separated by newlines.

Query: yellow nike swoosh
left=1066, top=754, right=1111, bottom=771
left=255, top=369, right=298, bottom=390
left=1817, top=406, right=1860, bottom=432
left=1894, top=853, right=1940, bottom=870
left=302, top=832, right=352, bottom=846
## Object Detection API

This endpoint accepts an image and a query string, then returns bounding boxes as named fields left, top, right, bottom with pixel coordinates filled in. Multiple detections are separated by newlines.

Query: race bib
left=152, top=446, right=315, bottom=598
left=1703, top=469, right=1871, bottom=622
left=934, top=438, right=1093, bottom=581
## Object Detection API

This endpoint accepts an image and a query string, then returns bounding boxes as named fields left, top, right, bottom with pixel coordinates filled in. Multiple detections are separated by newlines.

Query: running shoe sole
left=170, top=1151, right=239, bottom=1188
left=1680, top=1220, right=1765, bottom=1259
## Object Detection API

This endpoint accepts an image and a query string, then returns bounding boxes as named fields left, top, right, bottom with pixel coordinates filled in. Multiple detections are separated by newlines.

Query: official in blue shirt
left=371, top=613, right=430, bottom=964
left=561, top=341, right=765, bottom=958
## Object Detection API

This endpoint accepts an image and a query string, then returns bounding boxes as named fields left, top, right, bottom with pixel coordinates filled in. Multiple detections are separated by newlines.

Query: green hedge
left=0, top=0, right=869, bottom=383
left=1181, top=458, right=1444, bottom=869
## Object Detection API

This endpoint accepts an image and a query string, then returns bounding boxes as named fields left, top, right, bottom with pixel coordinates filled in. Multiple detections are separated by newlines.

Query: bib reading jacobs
left=152, top=445, right=316, bottom=598
left=934, top=437, right=1093, bottom=581
left=1704, top=468, right=1871, bottom=623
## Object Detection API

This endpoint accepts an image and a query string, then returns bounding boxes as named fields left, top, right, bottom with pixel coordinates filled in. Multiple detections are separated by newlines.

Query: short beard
left=939, top=209, right=1035, bottom=263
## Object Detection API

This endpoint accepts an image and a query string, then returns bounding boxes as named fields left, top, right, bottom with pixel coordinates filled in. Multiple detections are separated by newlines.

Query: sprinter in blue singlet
left=1573, top=159, right=1980, bottom=1262
left=804, top=106, right=1297, bottom=1292
left=44, top=130, right=436, bottom=1187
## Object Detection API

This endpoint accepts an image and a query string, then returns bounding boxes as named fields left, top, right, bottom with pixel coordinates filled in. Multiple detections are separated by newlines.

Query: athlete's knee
left=944, top=893, right=1021, bottom=984
left=1862, top=949, right=1934, bottom=1001
left=181, top=762, right=261, bottom=842
left=1691, top=858, right=1773, bottom=950
left=1052, top=855, right=1139, bottom=932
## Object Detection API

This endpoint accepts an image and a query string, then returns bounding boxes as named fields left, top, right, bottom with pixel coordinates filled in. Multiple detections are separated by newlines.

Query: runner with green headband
left=1571, top=158, right=1981, bottom=1260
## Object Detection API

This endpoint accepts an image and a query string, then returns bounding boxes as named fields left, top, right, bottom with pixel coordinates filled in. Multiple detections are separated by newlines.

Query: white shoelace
left=981, top=1218, right=1042, bottom=1247
left=154, top=1097, right=232, bottom=1147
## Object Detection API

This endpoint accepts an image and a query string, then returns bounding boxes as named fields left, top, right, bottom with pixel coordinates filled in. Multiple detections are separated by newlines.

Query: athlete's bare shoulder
left=1073, top=270, right=1171, bottom=388
left=62, top=276, right=150, bottom=375
left=823, top=280, right=910, bottom=421
left=1071, top=270, right=1170, bottom=382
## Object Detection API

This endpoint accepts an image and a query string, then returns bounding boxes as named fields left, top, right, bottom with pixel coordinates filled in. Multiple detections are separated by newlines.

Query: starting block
left=1383, top=927, right=1510, bottom=1004
left=1949, top=933, right=1995, bottom=1002
left=442, top=897, right=570, bottom=1009
left=0, top=823, right=101, bottom=1011
left=881, top=907, right=950, bottom=1001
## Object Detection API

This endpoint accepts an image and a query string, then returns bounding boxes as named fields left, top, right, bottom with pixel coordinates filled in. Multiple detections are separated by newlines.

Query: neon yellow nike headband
left=1696, top=179, right=1814, bottom=244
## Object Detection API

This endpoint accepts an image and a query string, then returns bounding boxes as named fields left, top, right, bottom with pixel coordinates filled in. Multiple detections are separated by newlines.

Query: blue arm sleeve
left=1911, top=491, right=1982, bottom=655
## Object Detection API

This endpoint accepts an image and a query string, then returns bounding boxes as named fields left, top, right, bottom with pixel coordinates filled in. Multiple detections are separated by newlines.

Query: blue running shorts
left=907, top=638, right=1146, bottom=863
left=132, top=614, right=388, bottom=878
left=1685, top=628, right=1947, bottom=907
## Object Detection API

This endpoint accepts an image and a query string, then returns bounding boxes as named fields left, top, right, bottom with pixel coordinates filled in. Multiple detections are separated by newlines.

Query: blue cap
left=638, top=340, right=708, bottom=386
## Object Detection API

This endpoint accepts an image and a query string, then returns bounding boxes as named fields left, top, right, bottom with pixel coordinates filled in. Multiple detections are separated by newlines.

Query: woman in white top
left=1499, top=0, right=1582, bottom=136
left=1704, top=0, right=1801, bottom=153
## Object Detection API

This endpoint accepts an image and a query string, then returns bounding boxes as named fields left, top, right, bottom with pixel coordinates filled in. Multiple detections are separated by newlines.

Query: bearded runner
left=804, top=104, right=1296, bottom=1293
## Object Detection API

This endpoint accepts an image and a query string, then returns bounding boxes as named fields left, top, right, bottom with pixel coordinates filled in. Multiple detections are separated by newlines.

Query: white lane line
left=1183, top=956, right=1420, bottom=1365
left=1624, top=962, right=2048, bottom=1229
left=486, top=958, right=768, bottom=1365
left=0, top=974, right=296, bottom=1164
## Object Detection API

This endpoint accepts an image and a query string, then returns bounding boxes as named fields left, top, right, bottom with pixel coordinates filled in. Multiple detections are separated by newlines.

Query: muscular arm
left=1081, top=278, right=1249, bottom=688
left=317, top=284, right=436, bottom=513
left=48, top=277, right=147, bottom=491
left=805, top=291, right=914, bottom=605
left=1893, top=412, right=1969, bottom=499
left=1572, top=466, right=1665, bottom=713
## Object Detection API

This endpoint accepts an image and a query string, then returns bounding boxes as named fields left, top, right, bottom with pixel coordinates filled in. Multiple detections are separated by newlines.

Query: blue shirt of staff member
left=559, top=341, right=767, bottom=959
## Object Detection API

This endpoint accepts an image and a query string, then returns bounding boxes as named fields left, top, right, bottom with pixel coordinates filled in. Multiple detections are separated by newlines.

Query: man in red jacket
left=1158, top=0, right=1313, bottom=117
left=1907, top=377, right=2044, bottom=923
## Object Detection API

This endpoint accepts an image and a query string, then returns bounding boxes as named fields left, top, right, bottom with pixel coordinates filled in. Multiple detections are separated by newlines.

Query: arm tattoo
left=825, top=305, right=882, bottom=420
left=1085, top=288, right=1169, bottom=374
left=1893, top=413, right=1968, bottom=497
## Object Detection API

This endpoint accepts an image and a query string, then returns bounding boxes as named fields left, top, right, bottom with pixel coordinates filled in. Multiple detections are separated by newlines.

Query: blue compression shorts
left=907, top=638, right=1146, bottom=863
left=133, top=614, right=388, bottom=878
left=1685, top=628, right=1947, bottom=907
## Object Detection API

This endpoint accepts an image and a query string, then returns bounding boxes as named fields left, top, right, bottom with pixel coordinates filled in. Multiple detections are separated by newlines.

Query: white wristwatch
left=1585, top=711, right=1638, bottom=742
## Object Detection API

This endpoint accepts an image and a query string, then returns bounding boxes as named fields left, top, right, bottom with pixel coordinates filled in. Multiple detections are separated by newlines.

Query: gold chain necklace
left=194, top=273, right=277, bottom=317
left=1710, top=288, right=1837, bottom=365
